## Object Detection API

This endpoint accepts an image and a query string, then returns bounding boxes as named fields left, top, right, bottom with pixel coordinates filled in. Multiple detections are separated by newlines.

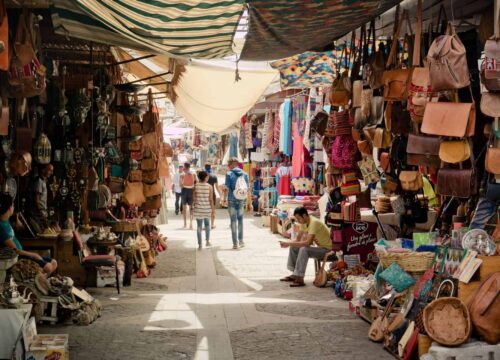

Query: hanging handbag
left=370, top=96, right=384, bottom=125
left=365, top=21, right=386, bottom=90
left=380, top=152, right=391, bottom=173
left=128, top=139, right=142, bottom=151
left=399, top=171, right=424, bottom=191
left=108, top=177, right=125, bottom=193
left=352, top=80, right=363, bottom=108
left=158, top=158, right=169, bottom=178
left=142, top=169, right=159, bottom=184
left=128, top=169, right=142, bottom=182
left=142, top=90, right=159, bottom=133
left=161, top=142, right=173, bottom=158
left=141, top=153, right=157, bottom=171
left=383, top=10, right=412, bottom=101
left=407, top=134, right=441, bottom=167
left=143, top=181, right=162, bottom=197
left=427, top=22, right=470, bottom=91
left=481, top=21, right=500, bottom=92
left=481, top=92, right=500, bottom=118
left=330, top=46, right=351, bottom=106
left=373, top=128, right=392, bottom=148
left=123, top=180, right=146, bottom=206
left=333, top=110, right=352, bottom=136
left=438, top=168, right=477, bottom=198
left=310, top=111, right=329, bottom=136
left=486, top=147, right=500, bottom=174
left=421, top=102, right=475, bottom=137
left=439, top=139, right=471, bottom=164
left=389, top=101, right=412, bottom=135
left=357, top=140, right=372, bottom=156
left=142, top=132, right=159, bottom=155
left=140, top=195, right=162, bottom=211
left=331, top=135, right=358, bottom=169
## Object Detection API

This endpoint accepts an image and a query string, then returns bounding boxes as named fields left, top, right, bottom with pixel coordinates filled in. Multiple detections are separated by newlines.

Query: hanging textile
left=270, top=51, right=337, bottom=89
left=292, top=95, right=307, bottom=137
left=262, top=109, right=274, bottom=153
left=282, top=99, right=293, bottom=156
left=275, top=166, right=292, bottom=196
left=245, top=121, right=253, bottom=149
left=272, top=111, right=280, bottom=154
left=229, top=133, right=238, bottom=158
left=238, top=126, right=247, bottom=160
left=241, top=0, right=401, bottom=61
left=52, top=0, right=245, bottom=59
left=291, top=122, right=304, bottom=178
left=303, top=88, right=319, bottom=150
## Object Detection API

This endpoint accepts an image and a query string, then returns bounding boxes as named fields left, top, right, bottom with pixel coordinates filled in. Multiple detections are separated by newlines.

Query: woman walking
left=192, top=171, right=214, bottom=250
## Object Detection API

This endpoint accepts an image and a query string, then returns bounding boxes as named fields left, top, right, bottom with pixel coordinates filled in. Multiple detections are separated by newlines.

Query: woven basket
left=377, top=251, right=434, bottom=273
left=423, top=297, right=471, bottom=346
left=111, top=221, right=140, bottom=233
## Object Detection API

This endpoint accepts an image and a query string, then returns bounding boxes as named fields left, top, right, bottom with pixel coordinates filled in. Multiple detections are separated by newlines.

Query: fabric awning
left=51, top=0, right=245, bottom=59
left=173, top=60, right=277, bottom=132
left=241, top=0, right=402, bottom=61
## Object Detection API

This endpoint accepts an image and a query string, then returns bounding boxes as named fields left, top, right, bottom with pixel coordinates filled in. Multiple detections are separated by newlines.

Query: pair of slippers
left=280, top=276, right=305, bottom=287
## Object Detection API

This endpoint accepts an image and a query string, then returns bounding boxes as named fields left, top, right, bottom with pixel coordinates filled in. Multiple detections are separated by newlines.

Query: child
left=192, top=171, right=214, bottom=250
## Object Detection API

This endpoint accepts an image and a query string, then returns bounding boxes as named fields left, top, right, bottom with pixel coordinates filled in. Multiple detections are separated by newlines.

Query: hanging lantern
left=34, top=133, right=51, bottom=164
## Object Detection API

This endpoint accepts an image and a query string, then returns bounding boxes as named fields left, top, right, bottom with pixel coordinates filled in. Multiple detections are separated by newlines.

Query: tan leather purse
left=373, top=128, right=392, bottom=148
left=128, top=139, right=142, bottom=151
left=352, top=80, right=363, bottom=108
left=142, top=169, right=159, bottom=184
left=158, top=158, right=169, bottom=178
left=141, top=152, right=157, bottom=171
left=481, top=92, right=500, bottom=118
left=360, top=89, right=372, bottom=119
left=330, top=70, right=351, bottom=106
left=123, top=180, right=146, bottom=206
left=143, top=181, right=162, bottom=197
left=439, top=140, right=471, bottom=163
left=421, top=102, right=475, bottom=137
left=129, top=169, right=142, bottom=182
left=365, top=20, right=386, bottom=90
left=486, top=147, right=500, bottom=174
left=427, top=22, right=470, bottom=91
left=399, top=171, right=423, bottom=191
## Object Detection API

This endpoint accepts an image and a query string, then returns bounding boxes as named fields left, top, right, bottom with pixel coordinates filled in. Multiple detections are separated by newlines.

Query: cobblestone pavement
left=40, top=203, right=392, bottom=360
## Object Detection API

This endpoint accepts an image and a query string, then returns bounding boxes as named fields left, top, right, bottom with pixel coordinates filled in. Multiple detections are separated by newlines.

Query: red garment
left=278, top=174, right=291, bottom=196
left=292, top=122, right=304, bottom=178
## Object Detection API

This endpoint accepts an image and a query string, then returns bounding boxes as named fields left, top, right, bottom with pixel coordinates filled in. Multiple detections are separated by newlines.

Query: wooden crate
left=458, top=255, right=500, bottom=301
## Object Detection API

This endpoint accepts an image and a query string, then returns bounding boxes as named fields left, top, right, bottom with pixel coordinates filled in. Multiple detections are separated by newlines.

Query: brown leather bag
left=143, top=180, right=162, bottom=197
left=128, top=139, right=142, bottom=151
left=128, top=169, right=142, bottom=182
left=141, top=153, right=157, bottom=171
left=330, top=70, right=351, bottom=106
left=142, top=169, right=159, bottom=184
left=407, top=134, right=441, bottom=167
left=161, top=142, right=173, bottom=158
left=437, top=168, right=476, bottom=198
left=481, top=92, right=500, bottom=118
left=380, top=152, right=391, bottom=173
left=142, top=90, right=159, bottom=133
left=357, top=140, right=372, bottom=156
left=481, top=24, right=500, bottom=92
left=421, top=102, right=475, bottom=137
left=158, top=158, right=169, bottom=178
left=123, top=180, right=146, bottom=206
left=466, top=273, right=500, bottom=344
left=389, top=102, right=412, bottom=135
left=140, top=195, right=162, bottom=211
left=373, top=128, right=392, bottom=148
left=427, top=22, right=470, bottom=91
left=485, top=147, right=500, bottom=174
left=439, top=140, right=471, bottom=164
left=399, top=171, right=423, bottom=191
left=364, top=20, right=386, bottom=90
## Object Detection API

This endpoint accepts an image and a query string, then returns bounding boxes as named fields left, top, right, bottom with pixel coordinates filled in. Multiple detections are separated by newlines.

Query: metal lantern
left=34, top=133, right=51, bottom=164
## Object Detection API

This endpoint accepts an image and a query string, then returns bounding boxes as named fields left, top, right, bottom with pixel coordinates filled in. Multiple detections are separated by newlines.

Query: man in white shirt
left=172, top=165, right=183, bottom=215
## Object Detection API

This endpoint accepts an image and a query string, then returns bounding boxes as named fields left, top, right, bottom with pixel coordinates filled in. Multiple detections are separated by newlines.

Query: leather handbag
left=373, top=128, right=392, bottom=148
left=310, top=111, right=329, bottom=136
left=389, top=102, right=412, bottom=135
left=331, top=135, right=358, bottom=169
left=142, top=169, right=159, bottom=184
left=481, top=29, right=500, bottom=92
left=357, top=140, right=372, bottom=156
left=161, top=142, right=173, bottom=158
left=437, top=168, right=476, bottom=198
left=439, top=140, right=470, bottom=163
left=421, top=102, right=475, bottom=137
left=142, top=132, right=160, bottom=154
left=330, top=70, right=351, bottom=106
left=380, top=152, right=391, bottom=173
left=466, top=273, right=500, bottom=344
left=143, top=181, right=162, bottom=197
left=357, top=157, right=380, bottom=184
left=142, top=90, right=160, bottom=133
left=352, top=80, right=363, bottom=108
left=158, top=158, right=169, bottom=178
left=370, top=96, right=384, bottom=125
left=407, top=134, right=441, bottom=167
left=109, top=177, right=125, bottom=193
left=142, top=153, right=157, bottom=171
left=128, top=169, right=142, bottom=182
left=427, top=22, right=470, bottom=91
left=140, top=195, right=162, bottom=211
left=354, top=108, right=368, bottom=129
left=399, top=171, right=424, bottom=191
left=123, top=180, right=146, bottom=206
left=361, top=89, right=373, bottom=119
left=485, top=147, right=500, bottom=174
left=481, top=92, right=500, bottom=118
left=365, top=21, right=386, bottom=90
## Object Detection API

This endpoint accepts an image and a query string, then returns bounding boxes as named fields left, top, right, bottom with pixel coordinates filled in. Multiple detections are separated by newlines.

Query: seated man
left=0, top=193, right=57, bottom=275
left=279, top=206, right=332, bottom=287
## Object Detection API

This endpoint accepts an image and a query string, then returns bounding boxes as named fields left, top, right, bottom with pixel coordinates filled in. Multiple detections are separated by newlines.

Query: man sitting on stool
left=279, top=206, right=332, bottom=287
left=0, top=193, right=57, bottom=275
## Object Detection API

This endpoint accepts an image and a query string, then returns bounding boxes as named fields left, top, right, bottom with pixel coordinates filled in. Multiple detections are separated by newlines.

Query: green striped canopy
left=51, top=0, right=245, bottom=59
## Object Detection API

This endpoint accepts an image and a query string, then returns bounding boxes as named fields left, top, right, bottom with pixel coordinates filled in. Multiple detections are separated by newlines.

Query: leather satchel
left=407, top=134, right=441, bottom=167
left=143, top=181, right=162, bottom=197
left=466, top=273, right=500, bottom=344
left=421, top=102, right=475, bottom=137
left=123, top=180, right=146, bottom=206
left=399, top=171, right=424, bottom=191
left=357, top=140, right=372, bottom=156
left=437, top=168, right=476, bottom=198
left=486, top=147, right=500, bottom=174
left=439, top=140, right=470, bottom=163
left=380, top=152, right=391, bottom=173
left=427, top=22, right=470, bottom=91
left=158, top=158, right=169, bottom=178
left=481, top=92, right=500, bottom=118
left=373, top=128, right=392, bottom=148
left=383, top=69, right=412, bottom=101
left=330, top=70, right=351, bottom=106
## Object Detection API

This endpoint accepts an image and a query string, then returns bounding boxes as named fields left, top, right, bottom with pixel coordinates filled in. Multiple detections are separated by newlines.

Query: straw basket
left=423, top=297, right=472, bottom=346
left=418, top=334, right=432, bottom=356
left=111, top=221, right=140, bottom=233
left=377, top=251, right=434, bottom=273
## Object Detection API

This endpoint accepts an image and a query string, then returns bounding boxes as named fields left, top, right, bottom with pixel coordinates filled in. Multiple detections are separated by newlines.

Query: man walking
left=180, top=162, right=196, bottom=229
left=225, top=158, right=249, bottom=249
left=172, top=165, right=184, bottom=215
left=205, top=163, right=221, bottom=229
left=279, top=207, right=333, bottom=287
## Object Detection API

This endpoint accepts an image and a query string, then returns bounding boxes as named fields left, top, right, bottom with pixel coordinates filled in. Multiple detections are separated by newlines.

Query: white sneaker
left=239, top=242, right=245, bottom=248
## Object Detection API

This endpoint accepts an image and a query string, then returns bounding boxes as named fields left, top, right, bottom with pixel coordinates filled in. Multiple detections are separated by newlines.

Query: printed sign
left=342, top=221, right=377, bottom=262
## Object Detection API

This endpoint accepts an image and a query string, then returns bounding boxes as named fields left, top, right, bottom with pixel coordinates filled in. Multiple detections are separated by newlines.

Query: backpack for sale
left=233, top=175, right=248, bottom=200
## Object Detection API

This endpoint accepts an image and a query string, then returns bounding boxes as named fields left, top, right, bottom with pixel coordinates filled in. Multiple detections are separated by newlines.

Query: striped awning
left=51, top=0, right=245, bottom=59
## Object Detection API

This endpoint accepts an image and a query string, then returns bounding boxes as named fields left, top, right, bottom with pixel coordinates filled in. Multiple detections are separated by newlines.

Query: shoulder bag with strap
left=365, top=20, right=386, bottom=90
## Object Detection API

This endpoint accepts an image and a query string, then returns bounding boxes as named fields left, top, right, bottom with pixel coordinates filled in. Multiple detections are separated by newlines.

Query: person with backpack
left=225, top=157, right=249, bottom=249
left=180, top=162, right=196, bottom=229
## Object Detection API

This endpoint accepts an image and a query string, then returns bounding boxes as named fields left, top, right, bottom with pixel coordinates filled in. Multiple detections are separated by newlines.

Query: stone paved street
left=40, top=205, right=392, bottom=360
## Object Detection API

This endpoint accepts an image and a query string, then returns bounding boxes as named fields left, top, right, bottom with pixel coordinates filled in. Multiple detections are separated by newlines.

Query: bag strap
left=436, top=279, right=455, bottom=298
left=412, top=0, right=423, bottom=67
left=386, top=9, right=410, bottom=69
left=435, top=5, right=448, bottom=35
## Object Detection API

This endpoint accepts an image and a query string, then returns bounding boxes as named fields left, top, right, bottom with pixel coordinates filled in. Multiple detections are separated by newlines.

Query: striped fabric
left=52, top=0, right=245, bottom=59
left=193, top=183, right=212, bottom=219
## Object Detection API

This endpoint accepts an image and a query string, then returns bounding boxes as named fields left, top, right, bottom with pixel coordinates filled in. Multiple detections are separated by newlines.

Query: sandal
left=289, top=281, right=306, bottom=287
left=280, top=276, right=295, bottom=282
